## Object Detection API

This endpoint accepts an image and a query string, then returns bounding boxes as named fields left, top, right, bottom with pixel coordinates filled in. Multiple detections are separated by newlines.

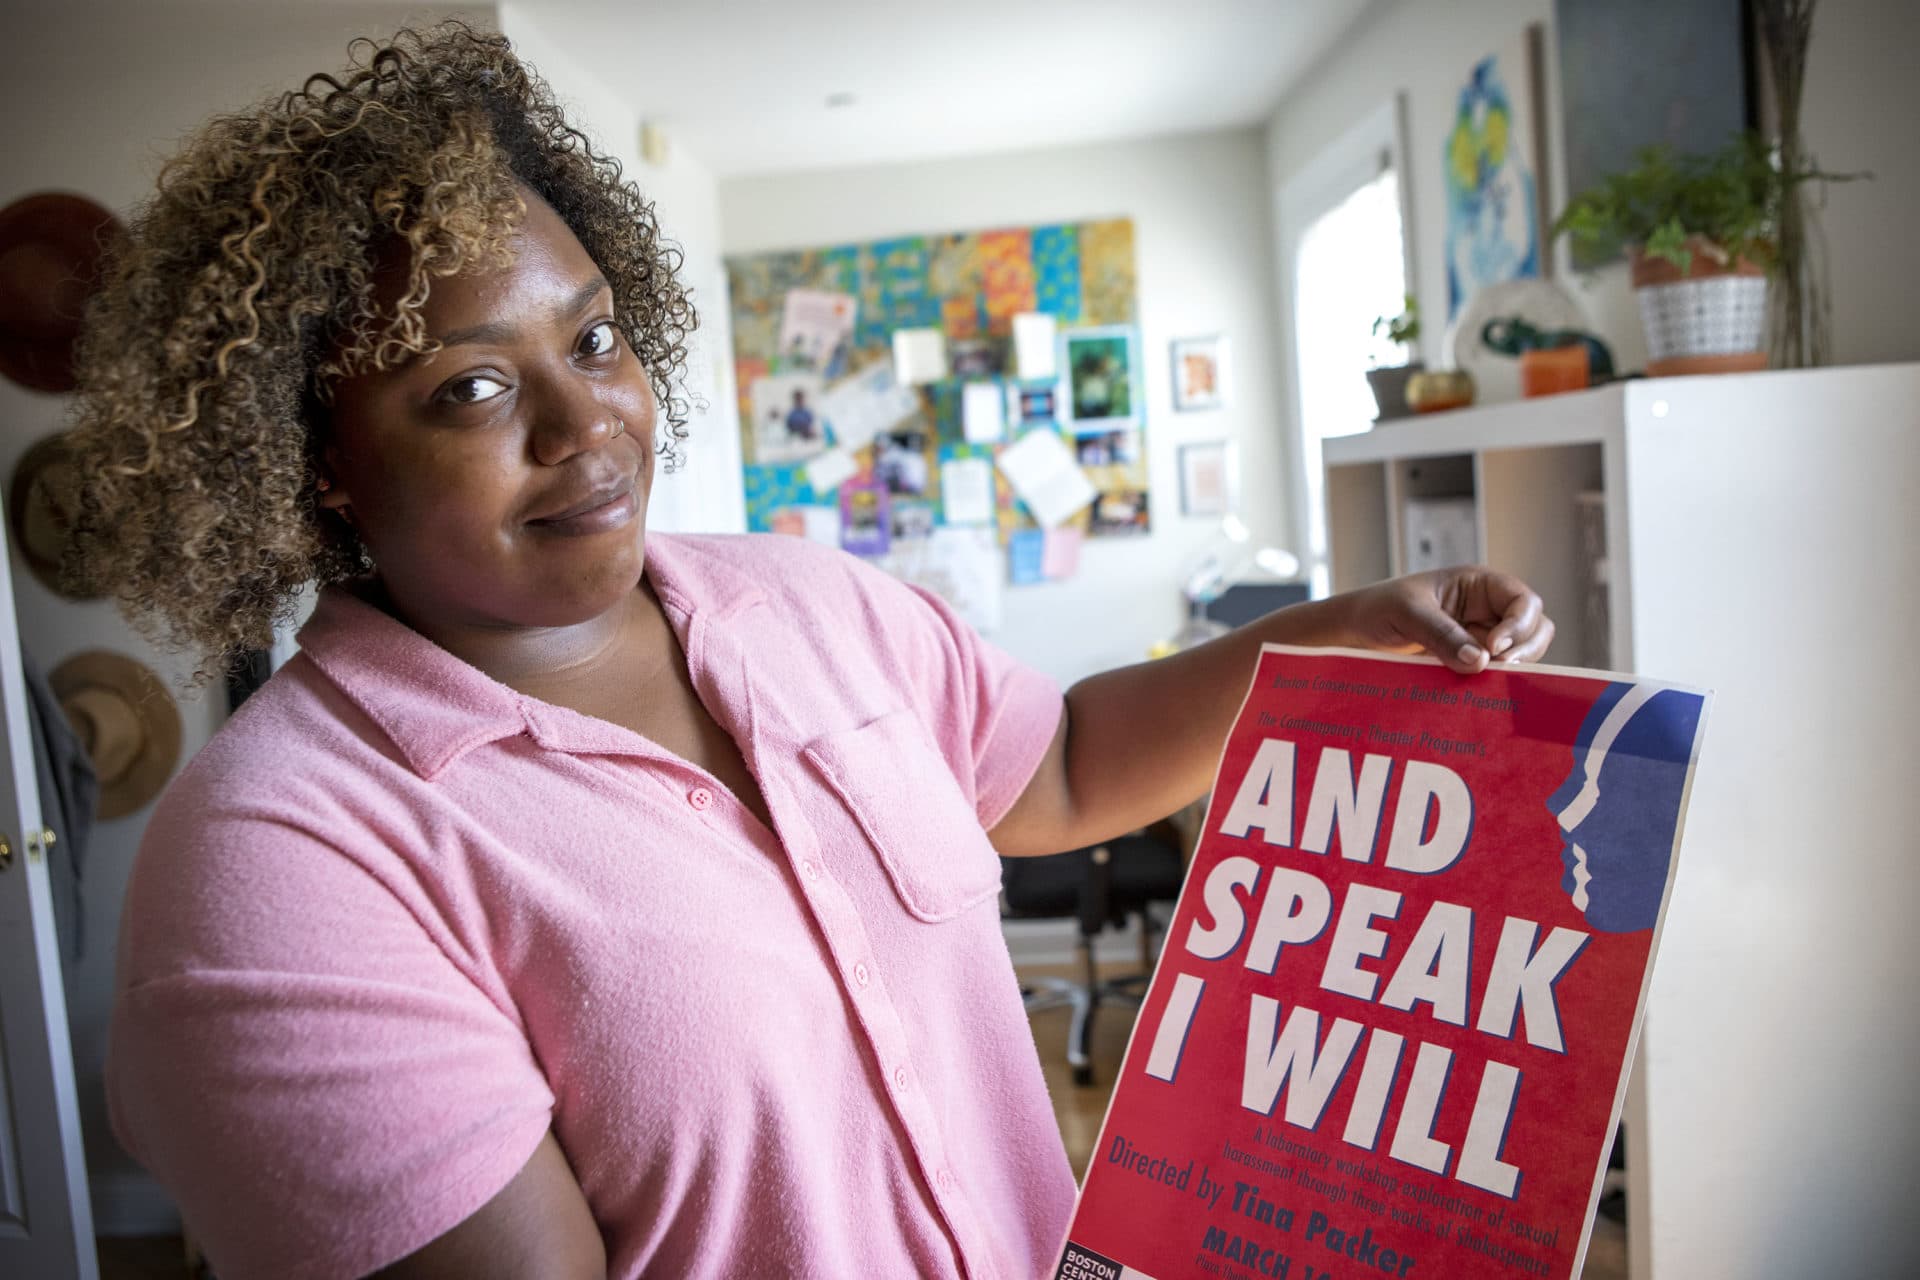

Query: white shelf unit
left=1323, top=364, right=1920, bottom=1280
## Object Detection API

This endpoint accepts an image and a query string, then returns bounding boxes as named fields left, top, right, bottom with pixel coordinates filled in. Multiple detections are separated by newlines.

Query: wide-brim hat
left=0, top=192, right=123, bottom=394
left=49, top=650, right=182, bottom=820
left=9, top=432, right=98, bottom=599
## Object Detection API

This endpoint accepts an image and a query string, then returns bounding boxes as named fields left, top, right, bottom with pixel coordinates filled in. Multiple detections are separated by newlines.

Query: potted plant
left=1552, top=133, right=1855, bottom=377
left=1366, top=295, right=1423, bottom=419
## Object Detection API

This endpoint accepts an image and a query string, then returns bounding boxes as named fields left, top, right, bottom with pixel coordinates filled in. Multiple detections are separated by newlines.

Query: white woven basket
left=1636, top=275, right=1768, bottom=362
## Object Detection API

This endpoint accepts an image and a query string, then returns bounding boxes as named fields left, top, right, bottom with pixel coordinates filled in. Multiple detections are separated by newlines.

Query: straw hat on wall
left=9, top=432, right=98, bottom=599
left=49, top=651, right=182, bottom=820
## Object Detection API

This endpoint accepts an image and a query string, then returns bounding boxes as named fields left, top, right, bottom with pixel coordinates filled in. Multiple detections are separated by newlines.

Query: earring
left=316, top=476, right=332, bottom=493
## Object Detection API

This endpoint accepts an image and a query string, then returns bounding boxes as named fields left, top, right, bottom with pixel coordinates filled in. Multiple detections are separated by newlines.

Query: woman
left=71, top=23, right=1553, bottom=1280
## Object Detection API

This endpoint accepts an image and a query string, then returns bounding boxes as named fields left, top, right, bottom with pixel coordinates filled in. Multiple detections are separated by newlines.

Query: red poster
left=1057, top=647, right=1709, bottom=1280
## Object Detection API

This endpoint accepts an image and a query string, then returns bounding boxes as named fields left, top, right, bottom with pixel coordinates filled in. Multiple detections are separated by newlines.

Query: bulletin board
left=723, top=217, right=1148, bottom=629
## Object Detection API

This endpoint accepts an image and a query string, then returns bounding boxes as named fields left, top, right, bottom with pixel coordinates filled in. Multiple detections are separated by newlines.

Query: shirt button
left=688, top=787, right=714, bottom=811
left=803, top=860, right=822, bottom=881
left=937, top=1169, right=956, bottom=1192
left=894, top=1066, right=910, bottom=1091
left=853, top=962, right=871, bottom=988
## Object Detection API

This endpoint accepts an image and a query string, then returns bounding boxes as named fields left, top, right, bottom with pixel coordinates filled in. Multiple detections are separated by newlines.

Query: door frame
left=0, top=492, right=100, bottom=1279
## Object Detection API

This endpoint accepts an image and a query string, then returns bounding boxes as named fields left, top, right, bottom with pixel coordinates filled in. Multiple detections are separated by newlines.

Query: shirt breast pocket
left=802, top=708, right=1004, bottom=923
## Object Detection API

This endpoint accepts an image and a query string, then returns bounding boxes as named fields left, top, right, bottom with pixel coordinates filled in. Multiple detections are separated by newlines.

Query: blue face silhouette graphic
left=1547, top=683, right=1704, bottom=933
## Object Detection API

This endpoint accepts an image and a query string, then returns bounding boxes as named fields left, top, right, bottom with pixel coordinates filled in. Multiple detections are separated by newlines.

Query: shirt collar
left=295, top=533, right=765, bottom=780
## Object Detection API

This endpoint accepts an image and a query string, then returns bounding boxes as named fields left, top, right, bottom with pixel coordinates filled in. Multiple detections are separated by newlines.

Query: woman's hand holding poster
left=1057, top=646, right=1709, bottom=1280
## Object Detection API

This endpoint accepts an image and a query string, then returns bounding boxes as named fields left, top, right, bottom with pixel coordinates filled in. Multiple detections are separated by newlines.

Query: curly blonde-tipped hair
left=65, top=21, right=696, bottom=677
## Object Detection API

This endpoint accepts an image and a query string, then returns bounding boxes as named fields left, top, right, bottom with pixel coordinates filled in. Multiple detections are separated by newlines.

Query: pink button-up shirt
left=106, top=533, right=1077, bottom=1279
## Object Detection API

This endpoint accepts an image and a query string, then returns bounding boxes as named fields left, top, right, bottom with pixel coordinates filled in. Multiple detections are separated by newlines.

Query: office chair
left=1002, top=822, right=1186, bottom=1086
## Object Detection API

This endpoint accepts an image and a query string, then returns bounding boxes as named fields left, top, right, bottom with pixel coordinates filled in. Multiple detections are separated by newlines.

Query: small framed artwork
left=1171, top=334, right=1227, bottom=411
left=1178, top=440, right=1233, bottom=517
left=1060, top=325, right=1140, bottom=435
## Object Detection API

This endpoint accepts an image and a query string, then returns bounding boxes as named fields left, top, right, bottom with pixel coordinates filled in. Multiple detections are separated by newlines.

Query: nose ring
left=608, top=416, right=626, bottom=439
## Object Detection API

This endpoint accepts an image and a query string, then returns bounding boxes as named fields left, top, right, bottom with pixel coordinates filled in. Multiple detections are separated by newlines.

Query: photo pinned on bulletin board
left=951, top=338, right=1008, bottom=379
left=890, top=498, right=937, bottom=542
left=874, top=427, right=936, bottom=500
left=1016, top=385, right=1059, bottom=424
left=1088, top=487, right=1150, bottom=537
left=1061, top=325, right=1140, bottom=435
left=1075, top=425, right=1151, bottom=538
left=748, top=373, right=827, bottom=465
left=777, top=288, right=857, bottom=378
left=839, top=479, right=891, bottom=557
left=1072, top=429, right=1139, bottom=469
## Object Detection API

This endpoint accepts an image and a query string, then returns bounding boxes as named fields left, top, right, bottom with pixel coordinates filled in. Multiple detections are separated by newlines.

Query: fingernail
left=1490, top=635, right=1513, bottom=656
left=1457, top=642, right=1484, bottom=665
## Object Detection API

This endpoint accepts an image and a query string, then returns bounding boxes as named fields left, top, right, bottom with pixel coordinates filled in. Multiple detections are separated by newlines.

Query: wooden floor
left=1018, top=957, right=1627, bottom=1280
left=96, top=964, right=1622, bottom=1279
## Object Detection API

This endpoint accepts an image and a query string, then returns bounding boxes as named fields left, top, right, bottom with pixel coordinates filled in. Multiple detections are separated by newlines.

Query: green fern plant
left=1553, top=132, right=1861, bottom=274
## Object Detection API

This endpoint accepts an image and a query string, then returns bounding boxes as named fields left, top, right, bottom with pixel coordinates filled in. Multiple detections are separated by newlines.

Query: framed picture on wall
left=1060, top=325, right=1140, bottom=435
left=1170, top=334, right=1227, bottom=411
left=1443, top=25, right=1550, bottom=317
left=1178, top=440, right=1233, bottom=518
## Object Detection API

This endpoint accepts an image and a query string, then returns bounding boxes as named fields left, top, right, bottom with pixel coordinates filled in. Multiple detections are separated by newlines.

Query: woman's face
left=323, top=190, right=657, bottom=632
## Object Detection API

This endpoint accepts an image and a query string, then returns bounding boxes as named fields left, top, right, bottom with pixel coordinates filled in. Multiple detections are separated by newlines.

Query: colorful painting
left=1444, top=27, right=1548, bottom=318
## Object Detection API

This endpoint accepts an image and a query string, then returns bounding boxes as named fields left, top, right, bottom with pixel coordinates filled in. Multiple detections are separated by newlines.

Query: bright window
left=1293, top=165, right=1408, bottom=590
left=1279, top=100, right=1414, bottom=596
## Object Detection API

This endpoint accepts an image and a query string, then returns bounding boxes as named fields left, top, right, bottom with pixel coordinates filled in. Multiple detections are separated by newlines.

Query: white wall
left=1266, top=0, right=1920, bottom=392
left=721, top=129, right=1290, bottom=688
left=500, top=4, right=746, bottom=536
left=1799, top=0, right=1920, bottom=367
left=0, top=2, right=494, bottom=1231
